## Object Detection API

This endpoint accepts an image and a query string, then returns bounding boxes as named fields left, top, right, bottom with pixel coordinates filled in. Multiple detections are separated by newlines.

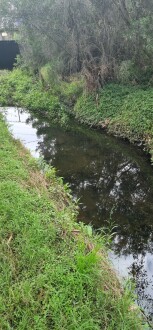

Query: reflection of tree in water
left=27, top=113, right=153, bottom=315
left=128, top=252, right=153, bottom=316
left=29, top=114, right=153, bottom=255
left=111, top=236, right=153, bottom=312
left=112, top=223, right=153, bottom=256
left=27, top=116, right=57, bottom=160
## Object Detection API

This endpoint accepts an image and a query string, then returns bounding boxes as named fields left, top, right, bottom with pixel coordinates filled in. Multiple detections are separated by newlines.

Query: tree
left=1, top=0, right=153, bottom=89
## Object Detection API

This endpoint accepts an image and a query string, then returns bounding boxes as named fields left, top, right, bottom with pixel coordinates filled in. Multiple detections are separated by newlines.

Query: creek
left=3, top=107, right=153, bottom=318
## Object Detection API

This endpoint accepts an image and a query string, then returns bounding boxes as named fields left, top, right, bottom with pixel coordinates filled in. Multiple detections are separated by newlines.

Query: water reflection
left=4, top=108, right=153, bottom=317
left=30, top=115, right=153, bottom=315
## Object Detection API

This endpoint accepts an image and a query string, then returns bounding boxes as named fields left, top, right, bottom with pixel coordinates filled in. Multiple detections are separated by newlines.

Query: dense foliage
left=1, top=69, right=153, bottom=162
left=0, top=69, right=70, bottom=125
left=74, top=84, right=153, bottom=160
left=1, top=0, right=153, bottom=90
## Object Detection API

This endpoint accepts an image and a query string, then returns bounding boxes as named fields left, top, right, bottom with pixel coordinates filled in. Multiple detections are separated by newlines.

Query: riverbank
left=74, top=84, right=153, bottom=163
left=0, top=114, right=145, bottom=328
left=0, top=69, right=153, bottom=164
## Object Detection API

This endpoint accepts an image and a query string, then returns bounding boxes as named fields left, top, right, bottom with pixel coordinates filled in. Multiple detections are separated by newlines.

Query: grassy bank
left=0, top=69, right=69, bottom=126
left=0, top=69, right=82, bottom=127
left=74, top=84, right=153, bottom=163
left=0, top=69, right=153, bottom=164
left=0, top=115, right=145, bottom=329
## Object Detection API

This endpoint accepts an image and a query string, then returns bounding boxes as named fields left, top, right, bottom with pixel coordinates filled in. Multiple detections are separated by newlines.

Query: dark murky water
left=3, top=107, right=153, bottom=318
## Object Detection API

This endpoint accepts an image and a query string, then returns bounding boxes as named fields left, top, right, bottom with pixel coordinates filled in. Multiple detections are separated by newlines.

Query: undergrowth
left=0, top=69, right=68, bottom=126
left=0, top=68, right=83, bottom=127
left=40, top=63, right=84, bottom=107
left=74, top=84, right=153, bottom=162
left=1, top=69, right=153, bottom=162
left=0, top=115, right=145, bottom=329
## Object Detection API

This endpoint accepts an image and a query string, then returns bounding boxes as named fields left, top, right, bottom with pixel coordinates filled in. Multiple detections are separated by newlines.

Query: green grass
left=0, top=69, right=68, bottom=126
left=0, top=68, right=83, bottom=128
left=0, top=115, right=145, bottom=329
left=74, top=84, right=153, bottom=162
left=1, top=69, right=153, bottom=162
left=40, top=63, right=84, bottom=107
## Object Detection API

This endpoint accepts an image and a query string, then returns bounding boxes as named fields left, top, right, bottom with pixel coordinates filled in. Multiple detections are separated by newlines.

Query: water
left=3, top=107, right=153, bottom=318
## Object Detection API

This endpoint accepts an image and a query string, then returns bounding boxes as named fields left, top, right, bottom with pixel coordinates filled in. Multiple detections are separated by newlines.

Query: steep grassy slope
left=0, top=115, right=145, bottom=329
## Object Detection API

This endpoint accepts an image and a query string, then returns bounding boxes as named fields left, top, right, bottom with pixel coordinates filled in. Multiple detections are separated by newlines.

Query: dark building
left=0, top=25, right=20, bottom=70
left=0, top=40, right=20, bottom=69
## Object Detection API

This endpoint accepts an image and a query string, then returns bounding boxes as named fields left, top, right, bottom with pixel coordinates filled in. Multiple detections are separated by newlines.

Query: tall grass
left=0, top=115, right=145, bottom=329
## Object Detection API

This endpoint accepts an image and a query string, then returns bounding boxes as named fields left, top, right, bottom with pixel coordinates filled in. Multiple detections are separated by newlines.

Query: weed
left=0, top=115, right=145, bottom=329
left=74, top=84, right=153, bottom=162
left=0, top=69, right=68, bottom=126
left=1, top=69, right=153, bottom=161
